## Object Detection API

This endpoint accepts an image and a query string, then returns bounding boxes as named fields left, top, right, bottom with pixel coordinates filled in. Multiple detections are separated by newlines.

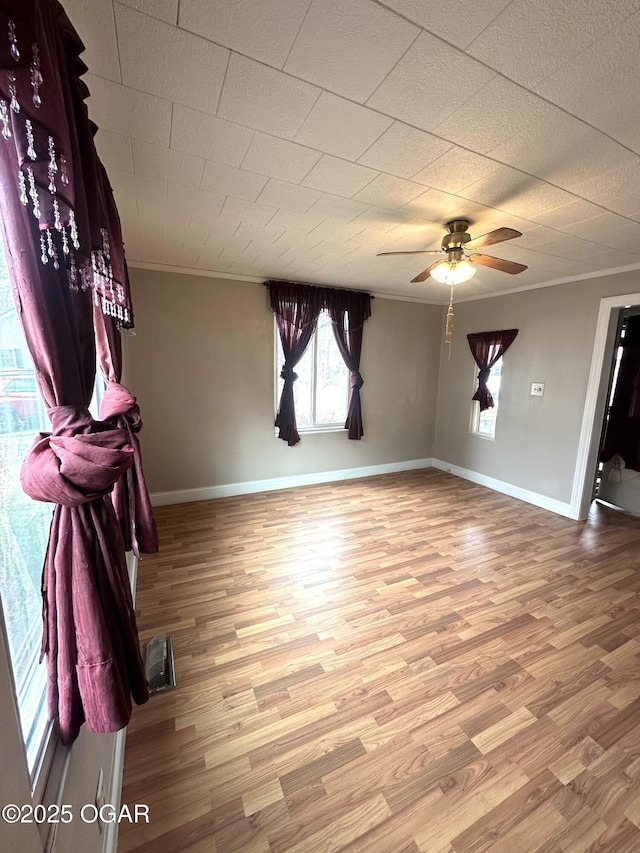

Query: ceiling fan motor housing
left=441, top=219, right=472, bottom=253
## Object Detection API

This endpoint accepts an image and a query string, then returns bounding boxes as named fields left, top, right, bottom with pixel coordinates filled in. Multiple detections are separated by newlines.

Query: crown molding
left=127, top=259, right=640, bottom=307
left=126, top=261, right=443, bottom=305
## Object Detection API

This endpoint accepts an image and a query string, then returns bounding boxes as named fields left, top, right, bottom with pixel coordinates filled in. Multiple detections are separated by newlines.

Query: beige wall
left=434, top=270, right=640, bottom=504
left=126, top=269, right=443, bottom=494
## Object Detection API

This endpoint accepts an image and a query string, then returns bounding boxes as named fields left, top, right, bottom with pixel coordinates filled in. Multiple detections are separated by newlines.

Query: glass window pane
left=0, top=240, right=52, bottom=774
left=292, top=346, right=312, bottom=429
left=274, top=311, right=349, bottom=432
left=477, top=355, right=502, bottom=438
left=315, top=313, right=348, bottom=426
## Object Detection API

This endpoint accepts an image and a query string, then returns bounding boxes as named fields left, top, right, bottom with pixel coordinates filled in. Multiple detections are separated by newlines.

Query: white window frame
left=470, top=348, right=503, bottom=441
left=274, top=311, right=349, bottom=434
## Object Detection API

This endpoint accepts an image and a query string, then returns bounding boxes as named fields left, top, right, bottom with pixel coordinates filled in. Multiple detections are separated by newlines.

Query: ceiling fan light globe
left=431, top=259, right=476, bottom=285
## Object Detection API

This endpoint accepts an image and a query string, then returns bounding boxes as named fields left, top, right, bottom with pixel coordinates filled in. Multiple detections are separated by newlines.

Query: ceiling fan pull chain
left=445, top=285, right=455, bottom=357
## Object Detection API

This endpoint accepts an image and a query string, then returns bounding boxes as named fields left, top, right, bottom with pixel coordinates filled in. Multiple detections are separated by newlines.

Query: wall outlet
left=531, top=383, right=544, bottom=396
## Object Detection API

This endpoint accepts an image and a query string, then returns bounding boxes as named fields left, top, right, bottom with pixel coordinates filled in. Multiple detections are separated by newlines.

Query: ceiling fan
left=377, top=219, right=527, bottom=284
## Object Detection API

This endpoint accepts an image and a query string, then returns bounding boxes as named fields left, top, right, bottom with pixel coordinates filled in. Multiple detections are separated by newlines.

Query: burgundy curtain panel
left=267, top=280, right=323, bottom=446
left=267, top=281, right=373, bottom=445
left=467, top=329, right=519, bottom=411
left=600, top=315, right=640, bottom=472
left=0, top=0, right=150, bottom=743
left=326, top=288, right=372, bottom=440
left=95, top=169, right=158, bottom=557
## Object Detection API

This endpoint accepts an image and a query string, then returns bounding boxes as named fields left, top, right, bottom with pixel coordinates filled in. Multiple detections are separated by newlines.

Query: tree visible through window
left=275, top=311, right=349, bottom=430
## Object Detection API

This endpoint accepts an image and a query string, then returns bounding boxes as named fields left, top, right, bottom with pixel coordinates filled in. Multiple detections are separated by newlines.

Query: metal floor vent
left=144, top=634, right=176, bottom=695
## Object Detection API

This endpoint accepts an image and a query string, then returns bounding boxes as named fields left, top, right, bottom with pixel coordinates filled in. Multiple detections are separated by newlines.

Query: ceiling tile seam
left=405, top=148, right=503, bottom=191
left=452, top=173, right=640, bottom=233
left=369, top=0, right=506, bottom=55
left=295, top=151, right=325, bottom=186
left=200, top=62, right=600, bottom=216
left=237, top=135, right=323, bottom=186
left=343, top=116, right=397, bottom=170
left=96, top=40, right=633, bottom=221
left=488, top=5, right=640, bottom=95
left=458, top=0, right=518, bottom=51
left=109, top=0, right=123, bottom=85
left=114, top=2, right=640, bottom=168
left=358, top=21, right=424, bottom=105
left=423, top=44, right=640, bottom=164
left=280, top=0, right=314, bottom=71
left=475, top=152, right=640, bottom=227
left=346, top=165, right=383, bottom=200
left=458, top=0, right=517, bottom=53
left=214, top=47, right=233, bottom=118
left=168, top=99, right=175, bottom=150
left=360, top=2, right=640, bottom=160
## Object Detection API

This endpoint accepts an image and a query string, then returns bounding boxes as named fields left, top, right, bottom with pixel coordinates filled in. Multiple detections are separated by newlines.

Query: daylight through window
left=275, top=311, right=349, bottom=431
left=472, top=350, right=503, bottom=439
left=0, top=238, right=53, bottom=777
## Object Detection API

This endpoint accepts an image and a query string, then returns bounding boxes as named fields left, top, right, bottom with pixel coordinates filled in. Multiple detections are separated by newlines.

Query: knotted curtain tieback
left=350, top=371, right=364, bottom=390
left=280, top=366, right=298, bottom=382
left=20, top=405, right=134, bottom=506
left=99, top=381, right=143, bottom=433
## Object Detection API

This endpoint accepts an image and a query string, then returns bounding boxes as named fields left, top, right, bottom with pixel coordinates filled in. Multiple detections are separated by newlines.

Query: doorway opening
left=571, top=291, right=640, bottom=520
left=593, top=306, right=640, bottom=514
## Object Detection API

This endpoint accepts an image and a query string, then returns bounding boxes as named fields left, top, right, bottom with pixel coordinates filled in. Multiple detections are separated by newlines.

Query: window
left=275, top=310, right=349, bottom=431
left=0, top=347, right=24, bottom=369
left=472, top=351, right=503, bottom=439
left=0, top=241, right=54, bottom=780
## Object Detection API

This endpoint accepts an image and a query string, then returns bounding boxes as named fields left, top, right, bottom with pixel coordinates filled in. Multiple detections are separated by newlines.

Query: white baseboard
left=431, top=458, right=574, bottom=518
left=150, top=458, right=434, bottom=506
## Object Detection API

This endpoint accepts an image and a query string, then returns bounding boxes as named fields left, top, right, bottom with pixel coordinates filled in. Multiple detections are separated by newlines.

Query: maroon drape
left=268, top=281, right=323, bottom=446
left=600, top=315, right=640, bottom=473
left=467, top=329, right=518, bottom=411
left=326, top=289, right=371, bottom=440
left=95, top=168, right=158, bottom=557
left=0, top=0, right=147, bottom=744
left=267, top=281, right=373, bottom=445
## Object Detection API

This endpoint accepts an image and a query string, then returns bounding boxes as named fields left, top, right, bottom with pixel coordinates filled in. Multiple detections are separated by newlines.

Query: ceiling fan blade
left=464, top=227, right=522, bottom=251
left=469, top=253, right=528, bottom=274
left=377, top=250, right=442, bottom=256
left=411, top=261, right=441, bottom=283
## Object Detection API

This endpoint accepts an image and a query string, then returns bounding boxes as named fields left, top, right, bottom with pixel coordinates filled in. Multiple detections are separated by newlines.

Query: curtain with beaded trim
left=0, top=0, right=148, bottom=745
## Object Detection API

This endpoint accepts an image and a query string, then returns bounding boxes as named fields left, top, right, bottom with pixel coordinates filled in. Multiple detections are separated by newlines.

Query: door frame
left=571, top=291, right=640, bottom=520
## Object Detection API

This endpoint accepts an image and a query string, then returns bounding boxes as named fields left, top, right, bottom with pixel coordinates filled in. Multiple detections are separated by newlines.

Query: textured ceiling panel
left=179, top=0, right=312, bottom=68
left=284, top=0, right=419, bottom=102
left=114, top=4, right=229, bottom=114
left=69, top=0, right=640, bottom=301
left=294, top=92, right=393, bottom=161
left=217, top=54, right=320, bottom=139
left=467, top=0, right=640, bottom=87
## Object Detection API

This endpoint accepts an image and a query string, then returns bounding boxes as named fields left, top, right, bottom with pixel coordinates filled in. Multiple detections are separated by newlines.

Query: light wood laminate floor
left=119, top=469, right=640, bottom=853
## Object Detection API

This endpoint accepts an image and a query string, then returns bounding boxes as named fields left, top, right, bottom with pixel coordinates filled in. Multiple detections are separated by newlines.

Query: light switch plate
left=531, top=382, right=544, bottom=396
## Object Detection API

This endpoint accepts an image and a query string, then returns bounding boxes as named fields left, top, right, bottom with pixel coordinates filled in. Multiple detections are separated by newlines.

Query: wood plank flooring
left=118, top=469, right=640, bottom=853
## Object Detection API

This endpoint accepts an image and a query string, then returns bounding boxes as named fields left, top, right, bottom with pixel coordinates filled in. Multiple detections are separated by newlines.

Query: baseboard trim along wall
left=431, top=459, right=574, bottom=518
left=150, top=458, right=435, bottom=506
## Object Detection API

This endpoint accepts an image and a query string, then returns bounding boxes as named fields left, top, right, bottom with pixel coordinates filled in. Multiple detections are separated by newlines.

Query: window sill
left=471, top=431, right=496, bottom=441
left=275, top=426, right=347, bottom=437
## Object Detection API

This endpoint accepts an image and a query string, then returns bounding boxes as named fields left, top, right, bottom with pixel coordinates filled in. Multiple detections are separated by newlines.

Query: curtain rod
left=263, top=279, right=374, bottom=298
